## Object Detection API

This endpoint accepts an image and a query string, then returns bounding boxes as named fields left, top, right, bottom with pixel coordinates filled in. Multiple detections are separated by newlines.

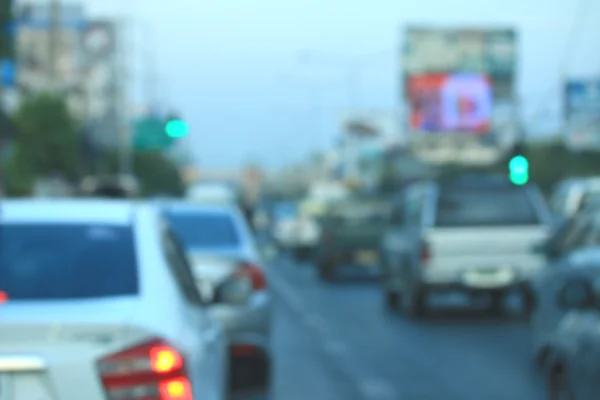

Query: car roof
left=160, top=200, right=239, bottom=215
left=1, top=199, right=140, bottom=225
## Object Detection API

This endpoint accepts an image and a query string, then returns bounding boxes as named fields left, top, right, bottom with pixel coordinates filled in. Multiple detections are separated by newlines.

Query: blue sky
left=78, top=0, right=599, bottom=168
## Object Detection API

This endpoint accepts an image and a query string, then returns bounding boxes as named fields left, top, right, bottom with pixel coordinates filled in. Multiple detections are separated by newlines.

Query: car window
left=579, top=215, right=600, bottom=247
left=435, top=187, right=540, bottom=227
left=164, top=211, right=241, bottom=250
left=327, top=201, right=389, bottom=223
left=404, top=188, right=424, bottom=226
left=0, top=224, right=138, bottom=300
left=561, top=218, right=595, bottom=253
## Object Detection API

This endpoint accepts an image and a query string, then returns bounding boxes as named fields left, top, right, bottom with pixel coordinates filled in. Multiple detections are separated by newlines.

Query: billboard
left=564, top=79, right=600, bottom=150
left=407, top=73, right=492, bottom=133
left=402, top=27, right=517, bottom=137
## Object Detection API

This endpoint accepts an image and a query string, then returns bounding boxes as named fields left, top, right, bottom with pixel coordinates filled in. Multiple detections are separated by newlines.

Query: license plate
left=355, top=251, right=378, bottom=265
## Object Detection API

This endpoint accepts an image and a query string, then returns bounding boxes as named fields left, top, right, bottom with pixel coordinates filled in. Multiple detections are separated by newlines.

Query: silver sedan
left=161, top=200, right=272, bottom=395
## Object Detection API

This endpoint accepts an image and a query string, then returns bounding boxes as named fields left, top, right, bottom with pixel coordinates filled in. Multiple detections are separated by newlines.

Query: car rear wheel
left=318, top=260, right=336, bottom=281
left=403, top=285, right=426, bottom=319
left=487, top=290, right=507, bottom=315
left=548, top=367, right=573, bottom=400
left=384, top=290, right=400, bottom=310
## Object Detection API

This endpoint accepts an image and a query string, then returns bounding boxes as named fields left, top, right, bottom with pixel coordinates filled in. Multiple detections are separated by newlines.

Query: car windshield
left=0, top=224, right=138, bottom=300
left=328, top=201, right=389, bottom=223
left=164, top=211, right=241, bottom=249
left=436, top=188, right=540, bottom=227
left=274, top=203, right=298, bottom=219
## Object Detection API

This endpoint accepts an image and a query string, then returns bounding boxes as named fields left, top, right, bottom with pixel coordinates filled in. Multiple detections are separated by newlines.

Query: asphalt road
left=266, top=255, right=548, bottom=400
left=233, top=290, right=361, bottom=400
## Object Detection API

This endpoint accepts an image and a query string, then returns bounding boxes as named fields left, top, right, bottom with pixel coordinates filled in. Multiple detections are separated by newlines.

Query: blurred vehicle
left=79, top=174, right=140, bottom=198
left=186, top=181, right=240, bottom=204
left=0, top=199, right=228, bottom=400
left=543, top=202, right=600, bottom=261
left=549, top=177, right=600, bottom=221
left=315, top=198, right=391, bottom=281
left=272, top=201, right=320, bottom=260
left=381, top=175, right=552, bottom=318
left=530, top=210, right=600, bottom=367
left=161, top=201, right=271, bottom=394
left=531, top=271, right=600, bottom=399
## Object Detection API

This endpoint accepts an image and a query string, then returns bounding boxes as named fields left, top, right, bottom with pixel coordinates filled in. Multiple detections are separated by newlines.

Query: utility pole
left=117, top=18, right=132, bottom=175
left=48, top=0, right=61, bottom=90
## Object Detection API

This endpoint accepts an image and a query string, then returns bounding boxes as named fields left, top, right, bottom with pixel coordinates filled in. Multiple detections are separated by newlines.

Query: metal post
left=116, top=19, right=132, bottom=175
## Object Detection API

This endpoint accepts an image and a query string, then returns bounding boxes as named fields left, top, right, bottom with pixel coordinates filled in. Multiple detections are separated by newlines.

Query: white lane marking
left=267, top=270, right=304, bottom=313
left=304, top=313, right=329, bottom=335
left=323, top=339, right=348, bottom=356
left=358, top=379, right=400, bottom=400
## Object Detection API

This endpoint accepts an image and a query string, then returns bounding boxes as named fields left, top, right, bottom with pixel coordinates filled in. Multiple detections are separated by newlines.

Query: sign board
left=564, top=79, right=600, bottom=150
left=133, top=115, right=174, bottom=151
left=402, top=27, right=517, bottom=142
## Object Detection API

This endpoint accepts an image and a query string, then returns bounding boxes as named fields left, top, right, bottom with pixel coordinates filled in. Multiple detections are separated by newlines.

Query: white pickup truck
left=381, top=175, right=553, bottom=318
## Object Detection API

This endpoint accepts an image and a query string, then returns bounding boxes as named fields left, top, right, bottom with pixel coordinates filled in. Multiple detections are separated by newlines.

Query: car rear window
left=164, top=211, right=241, bottom=249
left=436, top=188, right=540, bottom=227
left=327, top=202, right=389, bottom=223
left=0, top=224, right=138, bottom=300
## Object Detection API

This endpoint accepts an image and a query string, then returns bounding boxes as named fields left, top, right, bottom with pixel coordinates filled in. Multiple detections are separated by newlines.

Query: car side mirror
left=557, top=278, right=595, bottom=310
left=194, top=278, right=215, bottom=305
left=213, top=276, right=253, bottom=305
left=531, top=240, right=548, bottom=254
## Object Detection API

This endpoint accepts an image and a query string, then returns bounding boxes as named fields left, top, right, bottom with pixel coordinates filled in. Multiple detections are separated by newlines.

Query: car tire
left=384, top=290, right=400, bottom=310
left=520, top=284, right=536, bottom=319
left=318, top=260, right=335, bottom=281
left=487, top=290, right=506, bottom=315
left=403, top=285, right=426, bottom=319
left=548, top=366, right=574, bottom=400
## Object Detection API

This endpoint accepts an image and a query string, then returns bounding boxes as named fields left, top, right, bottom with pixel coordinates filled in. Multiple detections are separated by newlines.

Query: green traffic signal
left=165, top=119, right=189, bottom=138
left=508, top=155, right=529, bottom=185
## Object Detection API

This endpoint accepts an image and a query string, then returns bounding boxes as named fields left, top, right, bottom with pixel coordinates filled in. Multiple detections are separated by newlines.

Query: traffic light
left=0, top=0, right=14, bottom=60
left=508, top=143, right=529, bottom=185
left=165, top=115, right=189, bottom=138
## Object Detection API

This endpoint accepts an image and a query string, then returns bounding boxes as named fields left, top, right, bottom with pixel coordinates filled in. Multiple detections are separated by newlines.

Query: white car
left=0, top=199, right=229, bottom=400
left=161, top=201, right=271, bottom=394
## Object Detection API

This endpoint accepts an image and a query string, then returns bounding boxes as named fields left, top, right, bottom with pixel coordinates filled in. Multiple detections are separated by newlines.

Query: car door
left=162, top=228, right=228, bottom=400
left=384, top=187, right=426, bottom=287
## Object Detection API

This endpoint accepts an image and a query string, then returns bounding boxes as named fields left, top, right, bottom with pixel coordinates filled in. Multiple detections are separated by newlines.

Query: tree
left=133, top=152, right=185, bottom=196
left=11, top=93, right=79, bottom=181
left=105, top=150, right=186, bottom=197
left=4, top=142, right=35, bottom=196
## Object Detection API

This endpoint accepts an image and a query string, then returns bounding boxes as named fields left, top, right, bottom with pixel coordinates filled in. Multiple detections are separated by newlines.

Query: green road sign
left=133, top=115, right=174, bottom=151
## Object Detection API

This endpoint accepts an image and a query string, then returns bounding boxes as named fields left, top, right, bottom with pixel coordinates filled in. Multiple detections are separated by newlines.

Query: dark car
left=315, top=198, right=390, bottom=281
left=534, top=270, right=600, bottom=400
left=79, top=175, right=140, bottom=198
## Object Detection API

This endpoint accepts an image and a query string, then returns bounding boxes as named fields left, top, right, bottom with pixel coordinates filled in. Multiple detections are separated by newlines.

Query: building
left=14, top=3, right=125, bottom=151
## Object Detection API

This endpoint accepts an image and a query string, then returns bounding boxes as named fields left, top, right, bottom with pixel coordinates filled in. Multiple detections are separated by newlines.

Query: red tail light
left=97, top=338, right=192, bottom=400
left=420, top=242, right=431, bottom=263
left=235, top=262, right=267, bottom=290
left=0, top=291, right=7, bottom=304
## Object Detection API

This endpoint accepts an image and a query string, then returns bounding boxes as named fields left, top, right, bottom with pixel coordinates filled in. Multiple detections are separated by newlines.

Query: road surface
left=266, top=256, right=547, bottom=400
